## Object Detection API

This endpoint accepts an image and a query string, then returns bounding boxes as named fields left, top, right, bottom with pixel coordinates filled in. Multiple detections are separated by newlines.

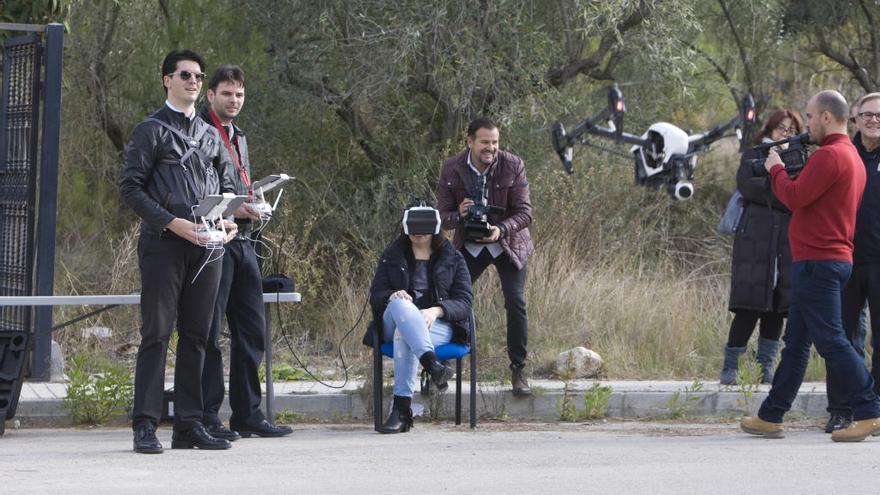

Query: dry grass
left=50, top=151, right=831, bottom=384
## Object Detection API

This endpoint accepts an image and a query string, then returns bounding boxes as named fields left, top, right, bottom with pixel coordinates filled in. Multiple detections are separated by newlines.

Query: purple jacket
left=437, top=149, right=534, bottom=269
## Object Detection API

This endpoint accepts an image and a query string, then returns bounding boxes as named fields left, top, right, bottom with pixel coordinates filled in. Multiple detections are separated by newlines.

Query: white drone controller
left=196, top=227, right=226, bottom=247
left=250, top=173, right=291, bottom=221
left=192, top=193, right=248, bottom=248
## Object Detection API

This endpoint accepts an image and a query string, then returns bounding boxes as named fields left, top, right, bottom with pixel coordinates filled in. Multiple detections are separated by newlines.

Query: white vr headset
left=402, top=206, right=441, bottom=235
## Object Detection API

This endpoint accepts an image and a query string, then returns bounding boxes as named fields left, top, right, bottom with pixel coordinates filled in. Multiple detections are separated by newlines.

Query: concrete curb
left=9, top=380, right=833, bottom=426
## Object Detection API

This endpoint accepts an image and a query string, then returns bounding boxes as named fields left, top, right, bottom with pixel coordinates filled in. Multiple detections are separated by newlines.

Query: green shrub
left=735, top=354, right=762, bottom=413
left=583, top=383, right=613, bottom=419
left=62, top=354, right=133, bottom=425
left=665, top=379, right=704, bottom=419
left=258, top=362, right=309, bottom=382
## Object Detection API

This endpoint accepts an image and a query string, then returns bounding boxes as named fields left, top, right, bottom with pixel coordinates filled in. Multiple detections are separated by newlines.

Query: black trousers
left=202, top=239, right=266, bottom=427
left=827, top=262, right=880, bottom=415
left=726, top=310, right=784, bottom=347
left=464, top=249, right=528, bottom=368
left=132, top=234, right=222, bottom=430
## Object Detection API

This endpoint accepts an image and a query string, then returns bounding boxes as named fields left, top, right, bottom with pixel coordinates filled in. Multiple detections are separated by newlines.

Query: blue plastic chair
left=372, top=310, right=477, bottom=430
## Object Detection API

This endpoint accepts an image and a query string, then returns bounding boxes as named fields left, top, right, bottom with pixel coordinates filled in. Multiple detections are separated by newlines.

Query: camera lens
left=671, top=181, right=694, bottom=201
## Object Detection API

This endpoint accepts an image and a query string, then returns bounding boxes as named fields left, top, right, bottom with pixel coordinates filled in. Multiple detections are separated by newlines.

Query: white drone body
left=630, top=122, right=690, bottom=177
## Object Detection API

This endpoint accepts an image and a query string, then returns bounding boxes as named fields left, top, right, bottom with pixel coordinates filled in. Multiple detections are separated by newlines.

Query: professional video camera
left=745, top=132, right=811, bottom=178
left=463, top=174, right=506, bottom=241
left=551, top=85, right=757, bottom=200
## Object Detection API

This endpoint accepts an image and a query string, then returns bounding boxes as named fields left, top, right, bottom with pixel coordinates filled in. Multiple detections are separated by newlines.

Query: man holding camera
left=120, top=50, right=237, bottom=453
left=437, top=118, right=534, bottom=395
left=741, top=90, right=880, bottom=442
left=825, top=93, right=880, bottom=432
left=198, top=65, right=293, bottom=440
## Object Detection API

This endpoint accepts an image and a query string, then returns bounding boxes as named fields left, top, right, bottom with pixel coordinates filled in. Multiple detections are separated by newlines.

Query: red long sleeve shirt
left=770, top=133, right=866, bottom=263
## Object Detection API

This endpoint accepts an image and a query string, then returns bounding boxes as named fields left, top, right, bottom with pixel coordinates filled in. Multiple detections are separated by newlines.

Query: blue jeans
left=382, top=299, right=453, bottom=397
left=759, top=261, right=880, bottom=423
left=827, top=301, right=870, bottom=416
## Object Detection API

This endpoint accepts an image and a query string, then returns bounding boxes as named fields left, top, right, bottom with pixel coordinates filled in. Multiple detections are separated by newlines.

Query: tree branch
left=717, top=0, right=754, bottom=96
left=545, top=0, right=653, bottom=87
left=814, top=31, right=877, bottom=92
left=86, top=0, right=125, bottom=153
left=281, top=59, right=393, bottom=175
left=857, top=0, right=880, bottom=85
left=682, top=40, right=738, bottom=103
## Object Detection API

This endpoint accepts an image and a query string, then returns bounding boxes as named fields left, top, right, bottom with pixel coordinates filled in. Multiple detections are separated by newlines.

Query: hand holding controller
left=195, top=225, right=226, bottom=248
left=249, top=200, right=273, bottom=220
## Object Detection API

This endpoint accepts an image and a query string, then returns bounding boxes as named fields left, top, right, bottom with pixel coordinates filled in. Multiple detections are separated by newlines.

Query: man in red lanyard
left=199, top=65, right=293, bottom=439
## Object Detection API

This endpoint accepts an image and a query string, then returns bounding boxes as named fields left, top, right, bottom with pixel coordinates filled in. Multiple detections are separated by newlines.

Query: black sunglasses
left=169, top=70, right=205, bottom=82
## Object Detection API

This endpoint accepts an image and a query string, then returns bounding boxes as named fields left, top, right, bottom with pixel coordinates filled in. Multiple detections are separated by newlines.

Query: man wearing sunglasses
left=120, top=49, right=237, bottom=454
left=197, top=65, right=293, bottom=440
left=825, top=93, right=880, bottom=432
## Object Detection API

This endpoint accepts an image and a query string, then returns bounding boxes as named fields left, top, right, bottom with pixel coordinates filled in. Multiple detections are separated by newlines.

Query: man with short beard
left=437, top=117, right=534, bottom=395
left=825, top=92, right=880, bottom=432
left=199, top=65, right=293, bottom=439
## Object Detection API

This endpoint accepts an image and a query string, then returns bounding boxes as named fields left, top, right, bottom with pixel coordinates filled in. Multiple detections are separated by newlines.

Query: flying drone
left=551, top=85, right=757, bottom=200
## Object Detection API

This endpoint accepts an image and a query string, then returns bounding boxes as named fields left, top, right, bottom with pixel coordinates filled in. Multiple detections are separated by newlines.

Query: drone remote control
left=197, top=226, right=226, bottom=249
left=250, top=200, right=273, bottom=220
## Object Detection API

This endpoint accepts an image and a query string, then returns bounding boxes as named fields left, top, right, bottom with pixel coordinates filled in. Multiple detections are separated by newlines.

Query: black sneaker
left=133, top=422, right=163, bottom=454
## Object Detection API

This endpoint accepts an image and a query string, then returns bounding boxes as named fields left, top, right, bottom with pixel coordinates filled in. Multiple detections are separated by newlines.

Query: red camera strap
left=208, top=109, right=251, bottom=193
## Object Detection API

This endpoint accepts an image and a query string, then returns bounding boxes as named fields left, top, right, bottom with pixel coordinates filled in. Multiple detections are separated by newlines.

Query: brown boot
left=831, top=417, right=880, bottom=442
left=740, top=416, right=784, bottom=438
left=511, top=367, right=531, bottom=396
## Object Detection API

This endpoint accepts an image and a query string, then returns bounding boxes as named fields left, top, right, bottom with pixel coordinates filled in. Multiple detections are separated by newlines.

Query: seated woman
left=365, top=200, right=473, bottom=433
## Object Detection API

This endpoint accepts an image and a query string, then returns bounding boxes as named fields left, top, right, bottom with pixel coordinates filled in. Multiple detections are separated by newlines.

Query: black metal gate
left=0, top=32, right=41, bottom=426
left=0, top=24, right=63, bottom=428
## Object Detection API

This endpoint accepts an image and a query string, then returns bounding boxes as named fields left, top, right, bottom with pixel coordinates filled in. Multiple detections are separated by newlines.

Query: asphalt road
left=2, top=421, right=878, bottom=494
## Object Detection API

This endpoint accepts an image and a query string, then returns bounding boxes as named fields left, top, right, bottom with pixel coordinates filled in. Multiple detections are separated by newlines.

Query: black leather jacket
left=119, top=104, right=233, bottom=236
left=198, top=106, right=254, bottom=238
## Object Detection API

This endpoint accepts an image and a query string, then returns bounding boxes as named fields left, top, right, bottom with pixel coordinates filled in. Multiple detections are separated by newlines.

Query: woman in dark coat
left=364, top=202, right=473, bottom=433
left=721, top=109, right=803, bottom=385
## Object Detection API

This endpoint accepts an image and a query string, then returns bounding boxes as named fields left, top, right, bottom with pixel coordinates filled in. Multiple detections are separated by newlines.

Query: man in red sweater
left=741, top=90, right=880, bottom=442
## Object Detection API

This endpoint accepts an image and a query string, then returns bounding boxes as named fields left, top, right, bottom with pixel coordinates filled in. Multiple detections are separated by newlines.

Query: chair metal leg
left=372, top=343, right=383, bottom=432
left=469, top=309, right=477, bottom=428
left=455, top=358, right=463, bottom=425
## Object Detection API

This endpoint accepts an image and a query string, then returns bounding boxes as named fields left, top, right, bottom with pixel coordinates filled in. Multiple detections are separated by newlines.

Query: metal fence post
left=31, top=23, right=63, bottom=381
left=264, top=302, right=274, bottom=423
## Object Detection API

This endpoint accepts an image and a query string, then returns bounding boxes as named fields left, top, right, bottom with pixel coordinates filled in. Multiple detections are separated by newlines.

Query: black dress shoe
left=232, top=420, right=293, bottom=438
left=205, top=423, right=241, bottom=441
left=825, top=414, right=852, bottom=433
left=133, top=422, right=163, bottom=454
left=428, top=361, right=454, bottom=392
left=171, top=423, right=232, bottom=450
